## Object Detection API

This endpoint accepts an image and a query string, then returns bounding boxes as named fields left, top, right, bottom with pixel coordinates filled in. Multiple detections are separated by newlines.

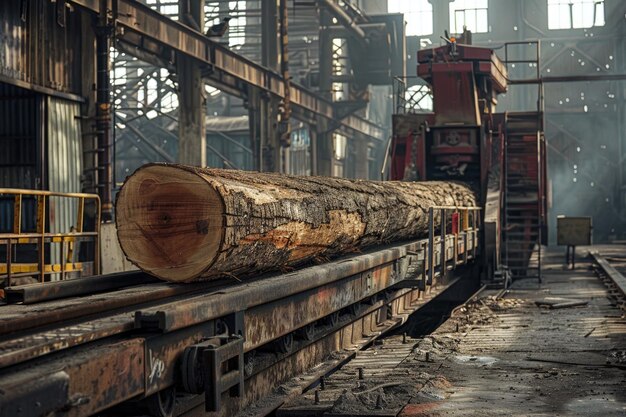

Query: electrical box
left=556, top=216, right=592, bottom=246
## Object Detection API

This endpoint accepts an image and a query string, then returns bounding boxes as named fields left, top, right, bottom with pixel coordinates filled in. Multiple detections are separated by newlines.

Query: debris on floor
left=277, top=250, right=626, bottom=416
left=535, top=297, right=589, bottom=309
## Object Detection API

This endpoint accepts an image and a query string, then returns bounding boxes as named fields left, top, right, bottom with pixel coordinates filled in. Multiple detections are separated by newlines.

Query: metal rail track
left=590, top=251, right=626, bottom=311
left=0, top=225, right=479, bottom=417
left=174, top=274, right=465, bottom=417
left=265, top=274, right=480, bottom=417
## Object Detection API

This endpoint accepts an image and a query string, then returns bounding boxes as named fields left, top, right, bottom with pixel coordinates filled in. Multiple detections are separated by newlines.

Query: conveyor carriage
left=390, top=37, right=548, bottom=280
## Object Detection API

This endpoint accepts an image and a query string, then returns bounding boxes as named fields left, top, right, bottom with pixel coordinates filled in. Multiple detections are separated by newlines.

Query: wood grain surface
left=116, top=164, right=477, bottom=282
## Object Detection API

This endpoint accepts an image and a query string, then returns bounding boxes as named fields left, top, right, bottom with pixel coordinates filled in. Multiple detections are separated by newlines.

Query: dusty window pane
left=450, top=0, right=489, bottom=33
left=388, top=0, right=434, bottom=36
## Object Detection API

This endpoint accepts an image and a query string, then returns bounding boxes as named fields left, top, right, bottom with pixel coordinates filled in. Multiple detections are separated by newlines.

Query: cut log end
left=115, top=165, right=224, bottom=282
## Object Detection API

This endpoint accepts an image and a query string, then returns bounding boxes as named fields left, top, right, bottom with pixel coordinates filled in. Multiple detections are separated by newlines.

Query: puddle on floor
left=452, top=355, right=498, bottom=366
left=564, top=396, right=626, bottom=416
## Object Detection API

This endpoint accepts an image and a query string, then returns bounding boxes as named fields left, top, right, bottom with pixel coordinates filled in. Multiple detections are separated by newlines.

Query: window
left=405, top=85, right=433, bottom=112
left=332, top=133, right=347, bottom=177
left=227, top=1, right=246, bottom=49
left=449, top=0, right=489, bottom=34
left=388, top=0, right=433, bottom=37
left=548, top=0, right=605, bottom=29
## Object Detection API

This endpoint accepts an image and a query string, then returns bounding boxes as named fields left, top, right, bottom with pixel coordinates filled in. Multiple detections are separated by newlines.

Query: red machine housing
left=390, top=40, right=548, bottom=280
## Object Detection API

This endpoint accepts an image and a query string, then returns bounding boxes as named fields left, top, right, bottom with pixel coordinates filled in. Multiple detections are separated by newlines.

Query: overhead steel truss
left=69, top=0, right=385, bottom=141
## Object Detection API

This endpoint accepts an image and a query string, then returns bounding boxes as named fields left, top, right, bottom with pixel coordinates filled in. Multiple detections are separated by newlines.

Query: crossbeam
left=69, top=0, right=385, bottom=140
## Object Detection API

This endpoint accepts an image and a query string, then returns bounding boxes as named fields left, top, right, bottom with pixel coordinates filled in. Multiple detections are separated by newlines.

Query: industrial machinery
left=389, top=36, right=548, bottom=281
left=0, top=35, right=546, bottom=417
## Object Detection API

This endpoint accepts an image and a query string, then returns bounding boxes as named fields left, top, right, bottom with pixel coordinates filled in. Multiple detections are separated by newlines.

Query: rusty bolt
left=425, top=351, right=430, bottom=362
left=402, top=332, right=407, bottom=344
left=358, top=367, right=364, bottom=380
left=456, top=323, right=459, bottom=332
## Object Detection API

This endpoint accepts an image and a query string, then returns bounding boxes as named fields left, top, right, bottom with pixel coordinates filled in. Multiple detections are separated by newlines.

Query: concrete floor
left=278, top=247, right=626, bottom=416
left=414, top=247, right=626, bottom=417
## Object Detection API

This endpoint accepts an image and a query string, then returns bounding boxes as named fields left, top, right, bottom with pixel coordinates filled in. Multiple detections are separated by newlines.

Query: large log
left=116, top=164, right=477, bottom=282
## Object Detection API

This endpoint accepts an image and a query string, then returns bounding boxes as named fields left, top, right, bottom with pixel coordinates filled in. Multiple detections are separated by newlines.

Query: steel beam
left=177, top=0, right=206, bottom=166
left=4, top=271, right=156, bottom=304
left=68, top=0, right=384, bottom=141
left=509, top=73, right=626, bottom=84
left=318, top=0, right=367, bottom=45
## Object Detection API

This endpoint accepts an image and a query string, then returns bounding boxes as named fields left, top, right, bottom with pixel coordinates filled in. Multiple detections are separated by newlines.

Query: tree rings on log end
left=115, top=164, right=225, bottom=282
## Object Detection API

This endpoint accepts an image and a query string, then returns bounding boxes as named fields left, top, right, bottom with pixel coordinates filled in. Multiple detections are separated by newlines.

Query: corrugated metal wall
left=47, top=97, right=83, bottom=280
left=0, top=0, right=83, bottom=94
left=0, top=83, right=40, bottom=190
left=47, top=97, right=82, bottom=233
left=0, top=83, right=40, bottom=234
left=0, top=89, right=83, bottom=275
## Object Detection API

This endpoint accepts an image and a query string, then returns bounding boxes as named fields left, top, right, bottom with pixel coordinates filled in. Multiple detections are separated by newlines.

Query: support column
left=278, top=0, right=291, bottom=172
left=617, top=38, right=626, bottom=221
left=246, top=87, right=261, bottom=171
left=262, top=95, right=281, bottom=172
left=95, top=0, right=114, bottom=221
left=310, top=127, right=318, bottom=176
left=177, top=0, right=206, bottom=167
left=430, top=0, right=451, bottom=35
left=262, top=0, right=279, bottom=71
left=354, top=137, right=369, bottom=179
left=80, top=15, right=97, bottom=195
left=259, top=0, right=281, bottom=172
left=319, top=8, right=333, bottom=100
left=316, top=118, right=333, bottom=176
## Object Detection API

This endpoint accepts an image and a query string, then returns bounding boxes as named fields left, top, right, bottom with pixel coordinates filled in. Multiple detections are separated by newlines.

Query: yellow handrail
left=0, top=189, right=101, bottom=286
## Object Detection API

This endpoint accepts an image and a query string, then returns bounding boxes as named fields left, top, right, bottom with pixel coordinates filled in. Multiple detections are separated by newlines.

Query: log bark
left=116, top=164, right=477, bottom=282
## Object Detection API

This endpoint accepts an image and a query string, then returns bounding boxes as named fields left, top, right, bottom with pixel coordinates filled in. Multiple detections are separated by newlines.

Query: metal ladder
left=504, top=112, right=543, bottom=281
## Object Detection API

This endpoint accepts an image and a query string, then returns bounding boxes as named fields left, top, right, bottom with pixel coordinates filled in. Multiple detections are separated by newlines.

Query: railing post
left=440, top=208, right=446, bottom=281
left=453, top=210, right=459, bottom=269
left=77, top=197, right=85, bottom=233
left=95, top=197, right=101, bottom=275
left=6, top=240, right=12, bottom=287
left=13, top=194, right=22, bottom=234
left=419, top=241, right=426, bottom=291
left=61, top=238, right=66, bottom=281
left=36, top=195, right=46, bottom=283
left=462, top=208, right=469, bottom=232
left=463, top=231, right=468, bottom=264
left=427, top=207, right=434, bottom=286
left=473, top=210, right=478, bottom=258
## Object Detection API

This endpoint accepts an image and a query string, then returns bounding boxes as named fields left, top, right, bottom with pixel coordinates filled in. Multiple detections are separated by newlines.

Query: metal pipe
left=509, top=74, right=626, bottom=84
left=379, top=135, right=393, bottom=181
left=96, top=0, right=113, bottom=221
left=318, top=0, right=367, bottom=44
left=279, top=0, right=291, bottom=150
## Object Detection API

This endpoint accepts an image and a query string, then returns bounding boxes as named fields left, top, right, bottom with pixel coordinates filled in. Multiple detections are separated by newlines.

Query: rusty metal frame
left=428, top=206, right=481, bottom=286
left=0, top=274, right=460, bottom=417
left=0, top=206, right=481, bottom=415
left=0, top=188, right=101, bottom=287
left=67, top=0, right=385, bottom=141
